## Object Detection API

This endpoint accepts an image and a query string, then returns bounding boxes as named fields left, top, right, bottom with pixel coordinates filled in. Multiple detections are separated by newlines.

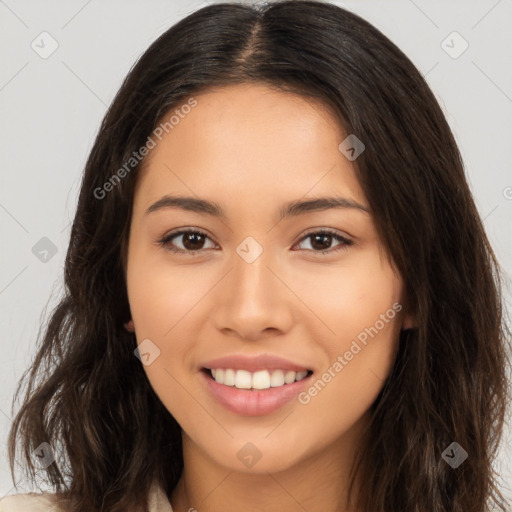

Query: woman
left=2, top=1, right=510, bottom=511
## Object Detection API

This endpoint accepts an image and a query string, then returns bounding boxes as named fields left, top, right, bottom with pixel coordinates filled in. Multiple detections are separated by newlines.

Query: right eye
left=157, top=229, right=218, bottom=254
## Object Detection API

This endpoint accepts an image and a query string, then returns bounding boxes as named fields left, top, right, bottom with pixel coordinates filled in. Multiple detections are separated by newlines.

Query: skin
left=124, top=83, right=416, bottom=512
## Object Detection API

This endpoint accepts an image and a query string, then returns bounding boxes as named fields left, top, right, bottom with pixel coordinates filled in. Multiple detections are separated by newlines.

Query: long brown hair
left=7, top=1, right=511, bottom=511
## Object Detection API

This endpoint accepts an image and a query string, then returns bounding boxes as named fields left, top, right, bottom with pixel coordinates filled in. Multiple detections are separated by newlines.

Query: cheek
left=126, top=250, right=208, bottom=398
left=127, top=248, right=210, bottom=339
left=292, top=250, right=401, bottom=411
left=127, top=261, right=203, bottom=420
left=290, top=250, right=402, bottom=347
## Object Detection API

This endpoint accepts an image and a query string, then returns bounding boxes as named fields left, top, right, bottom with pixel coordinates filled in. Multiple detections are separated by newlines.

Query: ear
left=401, top=309, right=417, bottom=331
left=124, top=319, right=135, bottom=332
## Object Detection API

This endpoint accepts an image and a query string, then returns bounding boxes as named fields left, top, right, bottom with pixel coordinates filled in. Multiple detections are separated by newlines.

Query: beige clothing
left=0, top=480, right=174, bottom=512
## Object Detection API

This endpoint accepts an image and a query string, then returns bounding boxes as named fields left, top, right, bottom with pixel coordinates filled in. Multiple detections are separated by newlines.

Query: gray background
left=1, top=0, right=511, bottom=503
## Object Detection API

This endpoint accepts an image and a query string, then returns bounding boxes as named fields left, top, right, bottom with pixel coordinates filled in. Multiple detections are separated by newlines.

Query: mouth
left=202, top=367, right=313, bottom=390
left=200, top=366, right=314, bottom=416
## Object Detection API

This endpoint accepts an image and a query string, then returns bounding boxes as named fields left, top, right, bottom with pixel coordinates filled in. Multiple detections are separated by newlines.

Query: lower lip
left=201, top=370, right=312, bottom=416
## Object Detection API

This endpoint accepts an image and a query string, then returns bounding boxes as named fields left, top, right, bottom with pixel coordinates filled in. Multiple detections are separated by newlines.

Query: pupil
left=312, top=234, right=331, bottom=251
left=184, top=233, right=204, bottom=250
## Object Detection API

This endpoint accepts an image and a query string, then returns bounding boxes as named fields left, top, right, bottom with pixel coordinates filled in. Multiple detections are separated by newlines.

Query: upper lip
left=202, top=354, right=311, bottom=373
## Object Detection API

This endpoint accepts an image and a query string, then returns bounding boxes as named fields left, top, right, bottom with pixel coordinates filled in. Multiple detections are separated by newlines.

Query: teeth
left=208, top=368, right=310, bottom=390
left=270, top=369, right=285, bottom=387
left=252, top=370, right=271, bottom=390
left=284, top=370, right=296, bottom=384
left=214, top=368, right=224, bottom=384
left=224, top=368, right=236, bottom=386
left=235, top=370, right=252, bottom=389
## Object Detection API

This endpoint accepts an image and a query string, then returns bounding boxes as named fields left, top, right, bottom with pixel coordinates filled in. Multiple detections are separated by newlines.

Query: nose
left=212, top=244, right=294, bottom=341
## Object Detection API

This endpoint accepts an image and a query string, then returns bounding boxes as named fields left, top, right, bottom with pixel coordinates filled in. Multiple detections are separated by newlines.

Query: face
left=125, top=83, right=413, bottom=474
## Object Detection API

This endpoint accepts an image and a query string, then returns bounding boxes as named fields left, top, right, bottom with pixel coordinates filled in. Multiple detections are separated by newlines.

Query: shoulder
left=0, top=491, right=66, bottom=511
left=0, top=481, right=172, bottom=512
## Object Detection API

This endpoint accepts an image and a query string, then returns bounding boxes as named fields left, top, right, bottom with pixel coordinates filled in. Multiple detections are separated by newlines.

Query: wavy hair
left=7, top=1, right=511, bottom=511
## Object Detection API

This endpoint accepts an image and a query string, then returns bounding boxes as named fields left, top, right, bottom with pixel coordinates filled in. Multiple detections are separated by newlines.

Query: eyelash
left=156, top=228, right=354, bottom=256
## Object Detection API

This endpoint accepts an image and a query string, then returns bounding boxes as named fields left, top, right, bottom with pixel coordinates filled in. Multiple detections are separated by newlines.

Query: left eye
left=294, top=230, right=353, bottom=253
left=157, top=229, right=353, bottom=255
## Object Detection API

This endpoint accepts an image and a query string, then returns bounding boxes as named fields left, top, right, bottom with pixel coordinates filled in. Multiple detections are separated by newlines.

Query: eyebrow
left=145, top=194, right=371, bottom=220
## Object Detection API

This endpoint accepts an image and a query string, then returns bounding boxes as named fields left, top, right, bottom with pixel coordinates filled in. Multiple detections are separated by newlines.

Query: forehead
left=134, top=83, right=366, bottom=213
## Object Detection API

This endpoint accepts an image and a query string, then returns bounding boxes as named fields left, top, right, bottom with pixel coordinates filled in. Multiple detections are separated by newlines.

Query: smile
left=207, top=368, right=311, bottom=390
left=200, top=368, right=314, bottom=416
